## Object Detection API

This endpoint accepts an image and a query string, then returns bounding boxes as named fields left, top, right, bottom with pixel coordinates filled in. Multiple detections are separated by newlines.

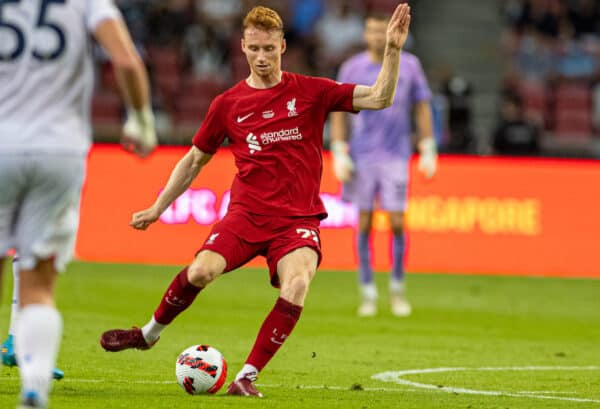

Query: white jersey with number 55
left=0, top=0, right=120, bottom=155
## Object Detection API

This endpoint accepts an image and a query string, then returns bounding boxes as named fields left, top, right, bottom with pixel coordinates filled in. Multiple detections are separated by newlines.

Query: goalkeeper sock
left=391, top=233, right=406, bottom=282
left=357, top=231, right=373, bottom=285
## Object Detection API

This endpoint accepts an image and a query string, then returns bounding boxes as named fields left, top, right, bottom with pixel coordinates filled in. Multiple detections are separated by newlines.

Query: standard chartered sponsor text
left=260, top=127, right=303, bottom=144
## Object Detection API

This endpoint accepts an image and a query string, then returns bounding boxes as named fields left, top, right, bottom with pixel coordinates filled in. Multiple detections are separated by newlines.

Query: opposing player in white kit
left=0, top=0, right=156, bottom=407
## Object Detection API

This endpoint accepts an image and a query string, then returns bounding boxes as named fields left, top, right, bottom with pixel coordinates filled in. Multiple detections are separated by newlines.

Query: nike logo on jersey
left=237, top=112, right=254, bottom=123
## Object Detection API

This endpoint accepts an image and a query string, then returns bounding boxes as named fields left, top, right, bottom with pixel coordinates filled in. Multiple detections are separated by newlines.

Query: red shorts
left=198, top=209, right=322, bottom=287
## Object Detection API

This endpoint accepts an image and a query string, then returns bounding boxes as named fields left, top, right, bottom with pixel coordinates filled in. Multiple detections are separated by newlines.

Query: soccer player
left=100, top=3, right=412, bottom=398
left=330, top=13, right=437, bottom=318
left=0, top=0, right=156, bottom=406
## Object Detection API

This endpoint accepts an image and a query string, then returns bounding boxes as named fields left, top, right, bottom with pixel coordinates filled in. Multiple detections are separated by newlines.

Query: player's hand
left=130, top=206, right=161, bottom=230
left=418, top=138, right=437, bottom=179
left=122, top=105, right=157, bottom=158
left=386, top=3, right=411, bottom=50
left=331, top=140, right=354, bottom=182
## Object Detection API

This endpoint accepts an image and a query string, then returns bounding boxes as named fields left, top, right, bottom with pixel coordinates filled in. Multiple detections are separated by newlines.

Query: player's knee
left=290, top=274, right=310, bottom=296
left=389, top=212, right=405, bottom=234
left=358, top=218, right=372, bottom=232
left=187, top=263, right=219, bottom=287
left=358, top=224, right=372, bottom=234
left=390, top=223, right=404, bottom=235
left=188, top=253, right=225, bottom=287
left=280, top=270, right=313, bottom=301
left=358, top=212, right=373, bottom=232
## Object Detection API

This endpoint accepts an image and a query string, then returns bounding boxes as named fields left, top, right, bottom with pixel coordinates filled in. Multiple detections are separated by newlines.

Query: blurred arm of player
left=351, top=3, right=411, bottom=111
left=94, top=18, right=157, bottom=157
left=329, top=112, right=354, bottom=182
left=415, top=101, right=437, bottom=178
left=130, top=147, right=212, bottom=230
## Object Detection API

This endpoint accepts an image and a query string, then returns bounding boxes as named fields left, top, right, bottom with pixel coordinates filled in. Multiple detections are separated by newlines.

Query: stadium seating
left=553, top=81, right=593, bottom=139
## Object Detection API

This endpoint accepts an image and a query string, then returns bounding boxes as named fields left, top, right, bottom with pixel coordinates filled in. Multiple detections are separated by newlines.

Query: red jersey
left=192, top=71, right=356, bottom=219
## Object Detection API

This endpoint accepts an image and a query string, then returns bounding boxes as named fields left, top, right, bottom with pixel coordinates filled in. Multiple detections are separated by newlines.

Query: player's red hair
left=242, top=6, right=284, bottom=36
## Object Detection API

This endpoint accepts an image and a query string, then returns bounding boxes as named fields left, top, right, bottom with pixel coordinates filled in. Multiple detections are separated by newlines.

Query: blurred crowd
left=93, top=0, right=403, bottom=143
left=497, top=0, right=600, bottom=156
left=91, top=0, right=600, bottom=158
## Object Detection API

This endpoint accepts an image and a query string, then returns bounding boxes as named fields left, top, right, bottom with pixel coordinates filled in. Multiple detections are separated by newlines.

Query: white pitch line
left=372, top=366, right=600, bottom=404
left=1, top=365, right=598, bottom=404
left=517, top=391, right=580, bottom=395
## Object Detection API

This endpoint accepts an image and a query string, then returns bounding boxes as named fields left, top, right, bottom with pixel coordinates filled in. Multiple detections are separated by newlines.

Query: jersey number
left=0, top=0, right=67, bottom=62
left=296, top=228, right=320, bottom=244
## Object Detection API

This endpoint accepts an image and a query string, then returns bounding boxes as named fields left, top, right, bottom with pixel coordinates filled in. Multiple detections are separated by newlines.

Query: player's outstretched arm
left=94, top=18, right=157, bottom=158
left=352, top=3, right=411, bottom=111
left=130, top=147, right=212, bottom=230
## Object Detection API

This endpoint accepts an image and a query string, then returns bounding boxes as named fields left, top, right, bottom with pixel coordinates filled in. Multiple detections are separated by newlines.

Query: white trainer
left=391, top=294, right=412, bottom=317
left=357, top=300, right=377, bottom=317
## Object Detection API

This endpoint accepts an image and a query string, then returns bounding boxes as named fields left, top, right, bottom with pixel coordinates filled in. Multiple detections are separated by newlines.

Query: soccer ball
left=175, top=344, right=227, bottom=395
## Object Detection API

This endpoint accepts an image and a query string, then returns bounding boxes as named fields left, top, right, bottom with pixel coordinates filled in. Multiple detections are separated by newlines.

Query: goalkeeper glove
left=417, top=137, right=437, bottom=178
left=331, top=140, right=354, bottom=182
left=122, top=105, right=157, bottom=158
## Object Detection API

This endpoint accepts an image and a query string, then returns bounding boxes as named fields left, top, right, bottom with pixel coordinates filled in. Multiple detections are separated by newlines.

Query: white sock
left=141, top=316, right=165, bottom=344
left=15, top=305, right=62, bottom=406
left=390, top=279, right=406, bottom=295
left=236, top=364, right=259, bottom=381
left=360, top=282, right=378, bottom=301
left=9, top=257, right=20, bottom=336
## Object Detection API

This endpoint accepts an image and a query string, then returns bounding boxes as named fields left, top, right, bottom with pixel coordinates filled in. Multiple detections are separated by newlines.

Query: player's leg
left=228, top=246, right=318, bottom=397
left=0, top=257, right=3, bottom=303
left=1, top=257, right=64, bottom=380
left=0, top=154, right=17, bottom=326
left=16, top=259, right=61, bottom=409
left=100, top=250, right=226, bottom=351
left=100, top=215, right=259, bottom=352
left=388, top=211, right=411, bottom=316
left=3, top=153, right=82, bottom=408
left=379, top=160, right=410, bottom=316
left=2, top=256, right=19, bottom=367
left=357, top=210, right=378, bottom=317
left=0, top=156, right=18, bottom=367
left=0, top=255, right=7, bottom=376
left=344, top=163, right=379, bottom=317
left=142, top=249, right=226, bottom=343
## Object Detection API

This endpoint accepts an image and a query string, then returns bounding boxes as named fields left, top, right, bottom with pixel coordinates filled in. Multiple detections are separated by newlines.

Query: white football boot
left=358, top=283, right=378, bottom=317
left=390, top=280, right=412, bottom=317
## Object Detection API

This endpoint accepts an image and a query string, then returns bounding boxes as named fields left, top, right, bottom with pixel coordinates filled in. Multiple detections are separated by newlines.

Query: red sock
left=246, top=297, right=303, bottom=371
left=153, top=267, right=202, bottom=325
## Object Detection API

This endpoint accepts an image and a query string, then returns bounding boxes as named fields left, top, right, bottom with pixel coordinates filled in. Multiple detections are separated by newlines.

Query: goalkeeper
left=330, top=12, right=437, bottom=318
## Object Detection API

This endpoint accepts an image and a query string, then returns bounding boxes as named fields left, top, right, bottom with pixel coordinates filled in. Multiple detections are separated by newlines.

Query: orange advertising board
left=77, top=145, right=600, bottom=278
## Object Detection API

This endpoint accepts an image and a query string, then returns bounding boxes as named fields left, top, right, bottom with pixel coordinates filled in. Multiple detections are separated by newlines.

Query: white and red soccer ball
left=175, top=345, right=227, bottom=395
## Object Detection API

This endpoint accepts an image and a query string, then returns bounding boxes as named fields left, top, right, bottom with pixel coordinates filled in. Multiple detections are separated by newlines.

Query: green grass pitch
left=1, top=261, right=599, bottom=408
